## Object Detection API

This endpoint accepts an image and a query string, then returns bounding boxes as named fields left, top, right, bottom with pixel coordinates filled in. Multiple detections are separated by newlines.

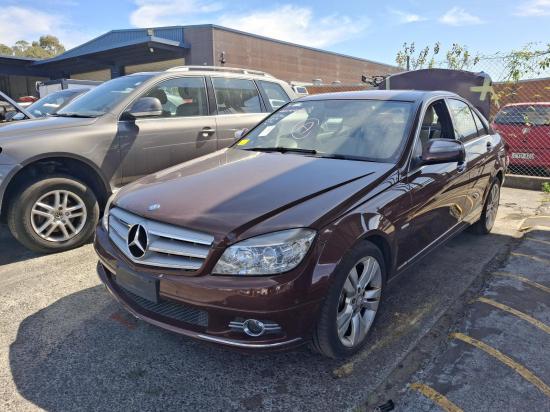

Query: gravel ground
left=0, top=187, right=545, bottom=412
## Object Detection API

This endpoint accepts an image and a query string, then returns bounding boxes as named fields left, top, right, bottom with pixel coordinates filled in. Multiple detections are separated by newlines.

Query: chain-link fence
left=471, top=56, right=550, bottom=177
left=306, top=55, right=550, bottom=178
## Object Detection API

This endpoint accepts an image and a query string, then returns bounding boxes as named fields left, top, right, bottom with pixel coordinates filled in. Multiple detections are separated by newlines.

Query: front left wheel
left=311, top=241, right=385, bottom=358
left=7, top=175, right=100, bottom=253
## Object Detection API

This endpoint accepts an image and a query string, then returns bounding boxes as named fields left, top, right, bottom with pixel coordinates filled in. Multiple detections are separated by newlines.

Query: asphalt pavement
left=0, top=187, right=547, bottom=412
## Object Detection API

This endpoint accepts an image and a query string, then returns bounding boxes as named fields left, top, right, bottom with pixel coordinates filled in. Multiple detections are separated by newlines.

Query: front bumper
left=94, top=226, right=325, bottom=351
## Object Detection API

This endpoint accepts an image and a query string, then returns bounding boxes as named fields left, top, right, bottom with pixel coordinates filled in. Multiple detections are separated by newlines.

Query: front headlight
left=212, top=228, right=316, bottom=275
left=101, top=193, right=117, bottom=231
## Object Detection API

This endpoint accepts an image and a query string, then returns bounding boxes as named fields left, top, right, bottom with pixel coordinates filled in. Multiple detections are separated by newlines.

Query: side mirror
left=421, top=139, right=465, bottom=165
left=124, top=97, right=162, bottom=119
left=234, top=128, right=249, bottom=139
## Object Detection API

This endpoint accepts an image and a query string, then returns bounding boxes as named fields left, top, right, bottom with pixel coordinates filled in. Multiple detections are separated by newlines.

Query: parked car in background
left=0, top=91, right=35, bottom=123
left=492, top=102, right=550, bottom=175
left=0, top=66, right=295, bottom=253
left=16, top=96, right=39, bottom=108
left=9, top=88, right=89, bottom=121
left=36, top=78, right=102, bottom=98
left=95, top=90, right=507, bottom=358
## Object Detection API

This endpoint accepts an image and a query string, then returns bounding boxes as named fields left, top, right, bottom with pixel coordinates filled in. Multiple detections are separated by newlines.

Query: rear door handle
left=457, top=161, right=466, bottom=173
left=486, top=141, right=492, bottom=151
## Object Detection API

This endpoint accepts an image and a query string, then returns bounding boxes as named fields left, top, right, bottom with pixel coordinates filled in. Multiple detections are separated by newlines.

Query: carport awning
left=30, top=37, right=189, bottom=75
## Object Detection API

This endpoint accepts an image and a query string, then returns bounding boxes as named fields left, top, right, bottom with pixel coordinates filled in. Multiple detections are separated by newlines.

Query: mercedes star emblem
left=127, top=224, right=148, bottom=258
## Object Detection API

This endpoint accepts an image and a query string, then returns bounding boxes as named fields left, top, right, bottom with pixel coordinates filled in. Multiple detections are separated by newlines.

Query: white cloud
left=389, top=9, right=428, bottom=24
left=515, top=0, right=550, bottom=16
left=129, top=2, right=367, bottom=48
left=439, top=7, right=484, bottom=26
left=218, top=5, right=368, bottom=48
left=0, top=5, right=97, bottom=51
left=0, top=6, right=62, bottom=46
left=130, top=0, right=223, bottom=27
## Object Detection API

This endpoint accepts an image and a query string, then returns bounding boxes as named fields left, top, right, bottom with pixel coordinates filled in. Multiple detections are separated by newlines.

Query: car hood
left=0, top=115, right=97, bottom=138
left=115, top=148, right=394, bottom=240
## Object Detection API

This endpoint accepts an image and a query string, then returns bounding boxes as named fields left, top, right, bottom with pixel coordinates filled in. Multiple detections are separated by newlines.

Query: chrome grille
left=108, top=207, right=214, bottom=270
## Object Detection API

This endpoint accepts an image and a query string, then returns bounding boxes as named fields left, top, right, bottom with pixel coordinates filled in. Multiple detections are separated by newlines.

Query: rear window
left=257, top=81, right=290, bottom=110
left=212, top=77, right=262, bottom=114
left=495, top=105, right=550, bottom=126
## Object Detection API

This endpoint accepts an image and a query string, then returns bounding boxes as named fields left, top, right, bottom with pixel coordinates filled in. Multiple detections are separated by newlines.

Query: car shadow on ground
left=8, top=231, right=516, bottom=412
left=0, top=225, right=41, bottom=265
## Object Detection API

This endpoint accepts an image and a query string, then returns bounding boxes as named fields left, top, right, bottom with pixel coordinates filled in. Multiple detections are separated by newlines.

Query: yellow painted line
left=477, top=297, right=550, bottom=335
left=409, top=383, right=463, bottom=412
left=492, top=272, right=550, bottom=294
left=525, top=237, right=550, bottom=247
left=511, top=252, right=550, bottom=265
left=450, top=333, right=550, bottom=397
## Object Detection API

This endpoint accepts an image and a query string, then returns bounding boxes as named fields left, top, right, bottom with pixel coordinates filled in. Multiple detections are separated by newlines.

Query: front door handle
left=457, top=161, right=466, bottom=173
left=200, top=127, right=216, bottom=138
left=486, top=141, right=492, bottom=151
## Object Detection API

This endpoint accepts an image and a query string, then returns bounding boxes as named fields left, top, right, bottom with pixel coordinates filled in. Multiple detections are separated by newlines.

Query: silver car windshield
left=236, top=99, right=414, bottom=162
left=56, top=74, right=154, bottom=118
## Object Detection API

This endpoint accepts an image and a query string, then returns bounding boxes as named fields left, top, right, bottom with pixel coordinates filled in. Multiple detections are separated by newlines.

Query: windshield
left=495, top=105, right=550, bottom=126
left=235, top=99, right=414, bottom=162
left=57, top=74, right=153, bottom=117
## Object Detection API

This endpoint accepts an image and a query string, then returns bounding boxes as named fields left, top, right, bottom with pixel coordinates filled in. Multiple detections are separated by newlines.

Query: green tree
left=501, top=43, right=550, bottom=81
left=2, top=36, right=65, bottom=59
left=396, top=42, right=479, bottom=70
left=0, top=43, right=13, bottom=56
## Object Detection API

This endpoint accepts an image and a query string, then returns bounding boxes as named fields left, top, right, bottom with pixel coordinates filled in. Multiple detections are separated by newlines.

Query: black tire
left=311, top=240, right=386, bottom=358
left=470, top=178, right=501, bottom=235
left=7, top=175, right=99, bottom=253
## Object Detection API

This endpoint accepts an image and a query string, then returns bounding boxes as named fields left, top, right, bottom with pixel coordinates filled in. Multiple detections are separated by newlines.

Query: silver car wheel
left=336, top=256, right=382, bottom=348
left=30, top=190, right=87, bottom=242
left=484, top=183, right=500, bottom=231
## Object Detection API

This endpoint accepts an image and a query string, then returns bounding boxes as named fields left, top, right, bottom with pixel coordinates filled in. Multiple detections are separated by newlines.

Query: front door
left=118, top=76, right=217, bottom=184
left=401, top=99, right=473, bottom=266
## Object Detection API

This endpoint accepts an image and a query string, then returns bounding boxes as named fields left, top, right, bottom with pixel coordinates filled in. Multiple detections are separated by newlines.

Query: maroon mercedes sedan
left=94, top=90, right=507, bottom=358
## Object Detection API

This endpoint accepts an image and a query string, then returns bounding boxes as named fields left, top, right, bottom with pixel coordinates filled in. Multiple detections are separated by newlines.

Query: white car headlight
left=101, top=193, right=117, bottom=231
left=213, top=228, right=316, bottom=275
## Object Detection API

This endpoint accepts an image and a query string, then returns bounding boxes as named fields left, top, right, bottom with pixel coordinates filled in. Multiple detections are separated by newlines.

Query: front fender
left=313, top=211, right=397, bottom=286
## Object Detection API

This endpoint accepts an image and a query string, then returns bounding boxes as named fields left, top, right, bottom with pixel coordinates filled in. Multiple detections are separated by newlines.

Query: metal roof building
left=0, top=25, right=399, bottom=98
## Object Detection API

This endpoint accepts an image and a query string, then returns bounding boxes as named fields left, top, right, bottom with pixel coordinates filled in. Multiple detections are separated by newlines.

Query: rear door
left=118, top=76, right=217, bottom=184
left=446, top=98, right=489, bottom=222
left=210, top=77, right=269, bottom=149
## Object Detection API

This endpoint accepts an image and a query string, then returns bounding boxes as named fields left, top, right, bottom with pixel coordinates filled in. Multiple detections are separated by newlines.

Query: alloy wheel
left=336, top=256, right=382, bottom=348
left=30, top=190, right=87, bottom=242
left=485, top=184, right=500, bottom=231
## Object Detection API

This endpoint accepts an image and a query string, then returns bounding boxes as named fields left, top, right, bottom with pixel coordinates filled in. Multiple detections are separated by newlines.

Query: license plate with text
left=511, top=152, right=535, bottom=160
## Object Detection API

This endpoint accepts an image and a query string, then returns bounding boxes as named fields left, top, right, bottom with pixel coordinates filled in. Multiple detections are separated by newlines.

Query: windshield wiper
left=52, top=112, right=98, bottom=118
left=315, top=153, right=373, bottom=162
left=244, top=147, right=317, bottom=155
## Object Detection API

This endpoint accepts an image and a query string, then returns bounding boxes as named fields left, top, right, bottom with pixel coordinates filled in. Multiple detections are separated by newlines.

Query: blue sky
left=1, top=0, right=548, bottom=65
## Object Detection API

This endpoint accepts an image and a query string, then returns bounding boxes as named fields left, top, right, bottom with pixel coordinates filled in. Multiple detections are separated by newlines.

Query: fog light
left=243, top=319, right=265, bottom=337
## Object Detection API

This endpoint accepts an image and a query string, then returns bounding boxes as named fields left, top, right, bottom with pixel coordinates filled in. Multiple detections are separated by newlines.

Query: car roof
left=129, top=68, right=284, bottom=82
left=298, top=89, right=460, bottom=102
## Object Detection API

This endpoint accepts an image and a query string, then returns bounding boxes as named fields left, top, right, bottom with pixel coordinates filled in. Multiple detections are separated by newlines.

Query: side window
left=471, top=110, right=488, bottom=136
left=419, top=99, right=453, bottom=144
left=212, top=78, right=262, bottom=114
left=448, top=99, right=478, bottom=142
left=257, top=81, right=290, bottom=111
left=145, top=77, right=208, bottom=117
